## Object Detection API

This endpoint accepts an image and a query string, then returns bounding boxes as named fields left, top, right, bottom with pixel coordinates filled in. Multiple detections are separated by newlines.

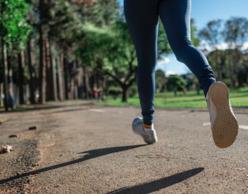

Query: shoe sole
left=209, top=82, right=238, bottom=148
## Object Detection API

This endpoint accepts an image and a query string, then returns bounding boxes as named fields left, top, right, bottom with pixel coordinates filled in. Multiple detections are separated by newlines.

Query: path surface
left=1, top=101, right=248, bottom=193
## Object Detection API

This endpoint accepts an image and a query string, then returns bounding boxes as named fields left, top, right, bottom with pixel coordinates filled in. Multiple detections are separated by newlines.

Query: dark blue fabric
left=124, top=0, right=216, bottom=125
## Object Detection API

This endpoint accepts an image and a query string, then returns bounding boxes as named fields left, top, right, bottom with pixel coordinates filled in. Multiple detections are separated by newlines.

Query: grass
left=98, top=87, right=248, bottom=108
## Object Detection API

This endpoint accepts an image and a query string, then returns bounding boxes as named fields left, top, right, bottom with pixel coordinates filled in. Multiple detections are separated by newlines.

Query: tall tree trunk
left=39, top=37, right=46, bottom=104
left=38, top=0, right=46, bottom=104
left=64, top=57, right=69, bottom=100
left=50, top=40, right=58, bottom=101
left=57, top=54, right=64, bottom=101
left=72, top=61, right=77, bottom=99
left=0, top=83, right=3, bottom=107
left=45, top=38, right=53, bottom=101
left=18, top=51, right=25, bottom=104
left=83, top=66, right=90, bottom=99
left=78, top=65, right=84, bottom=99
left=27, top=38, right=36, bottom=104
left=7, top=55, right=14, bottom=101
left=2, top=40, right=9, bottom=111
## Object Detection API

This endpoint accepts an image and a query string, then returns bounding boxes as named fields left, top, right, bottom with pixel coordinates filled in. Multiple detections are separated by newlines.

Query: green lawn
left=98, top=87, right=248, bottom=108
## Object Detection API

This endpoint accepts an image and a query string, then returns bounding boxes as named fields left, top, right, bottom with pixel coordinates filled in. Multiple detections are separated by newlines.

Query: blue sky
left=118, top=0, right=248, bottom=75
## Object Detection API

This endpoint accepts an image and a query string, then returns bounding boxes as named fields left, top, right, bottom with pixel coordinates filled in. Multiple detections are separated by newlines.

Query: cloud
left=199, top=41, right=248, bottom=52
left=165, top=70, right=176, bottom=77
left=157, top=57, right=170, bottom=64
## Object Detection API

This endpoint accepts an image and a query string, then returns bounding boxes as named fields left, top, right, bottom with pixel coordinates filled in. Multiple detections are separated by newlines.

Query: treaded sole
left=209, top=82, right=238, bottom=148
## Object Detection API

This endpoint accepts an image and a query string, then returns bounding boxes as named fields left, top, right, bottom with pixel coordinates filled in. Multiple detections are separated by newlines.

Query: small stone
left=0, top=145, right=13, bottom=153
left=0, top=119, right=7, bottom=124
left=9, top=134, right=18, bottom=138
left=29, top=126, right=37, bottom=130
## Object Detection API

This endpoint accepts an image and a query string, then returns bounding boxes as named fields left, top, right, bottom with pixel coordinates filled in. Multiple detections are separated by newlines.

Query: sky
left=118, top=0, right=248, bottom=75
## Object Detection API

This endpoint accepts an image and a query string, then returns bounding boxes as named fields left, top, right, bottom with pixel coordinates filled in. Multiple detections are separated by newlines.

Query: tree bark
left=0, top=83, right=3, bottom=107
left=18, top=51, right=25, bottom=104
left=38, top=0, right=46, bottom=104
left=83, top=66, right=90, bottom=99
left=7, top=55, right=14, bottom=101
left=50, top=40, right=58, bottom=101
left=122, top=85, right=128, bottom=102
left=77, top=65, right=84, bottom=99
left=64, top=57, right=69, bottom=100
left=45, top=38, right=53, bottom=101
left=27, top=38, right=36, bottom=104
left=57, top=54, right=65, bottom=101
left=72, top=61, right=78, bottom=99
left=2, top=40, right=9, bottom=111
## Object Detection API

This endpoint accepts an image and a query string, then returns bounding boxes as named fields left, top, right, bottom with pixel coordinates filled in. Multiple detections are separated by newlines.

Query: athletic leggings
left=124, top=0, right=216, bottom=125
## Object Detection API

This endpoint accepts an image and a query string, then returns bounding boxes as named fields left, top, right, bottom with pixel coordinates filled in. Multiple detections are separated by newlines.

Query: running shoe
left=207, top=82, right=238, bottom=148
left=132, top=117, right=158, bottom=144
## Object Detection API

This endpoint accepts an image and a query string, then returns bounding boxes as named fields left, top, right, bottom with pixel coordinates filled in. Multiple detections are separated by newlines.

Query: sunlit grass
left=98, top=88, right=248, bottom=108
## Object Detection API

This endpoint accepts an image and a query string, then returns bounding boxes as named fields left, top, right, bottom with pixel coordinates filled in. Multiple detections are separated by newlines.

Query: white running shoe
left=132, top=117, right=158, bottom=144
left=206, top=82, right=238, bottom=148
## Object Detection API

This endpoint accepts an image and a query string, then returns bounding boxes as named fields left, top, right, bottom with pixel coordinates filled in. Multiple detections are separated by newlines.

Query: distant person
left=92, top=88, right=98, bottom=99
left=125, top=0, right=238, bottom=148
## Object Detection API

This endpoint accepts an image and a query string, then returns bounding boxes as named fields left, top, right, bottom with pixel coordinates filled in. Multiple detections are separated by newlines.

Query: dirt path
left=1, top=102, right=248, bottom=193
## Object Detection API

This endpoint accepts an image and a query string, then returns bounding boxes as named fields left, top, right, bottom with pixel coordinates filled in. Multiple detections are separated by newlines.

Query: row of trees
left=1, top=1, right=248, bottom=111
left=0, top=0, right=137, bottom=111
left=155, top=17, right=248, bottom=95
left=199, top=17, right=248, bottom=88
left=1, top=0, right=201, bottom=111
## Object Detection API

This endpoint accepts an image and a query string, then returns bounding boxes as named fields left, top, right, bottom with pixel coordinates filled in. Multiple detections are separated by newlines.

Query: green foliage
left=129, top=84, right=137, bottom=97
left=166, top=75, right=186, bottom=96
left=47, top=1, right=84, bottom=57
left=199, top=19, right=223, bottom=47
left=81, top=0, right=120, bottom=27
left=199, top=17, right=248, bottom=88
left=0, top=0, right=31, bottom=49
left=80, top=20, right=137, bottom=75
left=158, top=19, right=172, bottom=55
left=108, top=86, right=122, bottom=99
left=223, top=17, right=248, bottom=48
left=190, top=19, right=200, bottom=47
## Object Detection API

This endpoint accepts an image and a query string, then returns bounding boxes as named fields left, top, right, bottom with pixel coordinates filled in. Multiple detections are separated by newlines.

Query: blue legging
left=124, top=0, right=216, bottom=125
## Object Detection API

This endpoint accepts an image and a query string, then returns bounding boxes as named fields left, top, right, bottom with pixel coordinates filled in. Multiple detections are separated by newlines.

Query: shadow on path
left=108, top=168, right=204, bottom=194
left=0, top=144, right=145, bottom=184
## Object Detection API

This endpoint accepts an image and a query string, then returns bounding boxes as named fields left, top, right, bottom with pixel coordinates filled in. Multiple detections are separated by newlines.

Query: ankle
left=144, top=124, right=152, bottom=129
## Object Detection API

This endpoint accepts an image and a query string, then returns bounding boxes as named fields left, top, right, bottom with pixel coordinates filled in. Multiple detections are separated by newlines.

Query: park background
left=1, top=0, right=248, bottom=111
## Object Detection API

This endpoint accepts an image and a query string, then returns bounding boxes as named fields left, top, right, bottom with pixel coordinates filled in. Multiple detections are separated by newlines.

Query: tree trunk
left=7, top=55, right=14, bottom=100
left=18, top=51, right=25, bottom=104
left=7, top=55, right=15, bottom=109
left=38, top=0, right=46, bottom=104
left=122, top=85, right=128, bottom=102
left=27, top=38, right=36, bottom=104
left=0, top=83, right=3, bottom=107
left=73, top=61, right=78, bottom=99
left=45, top=38, right=53, bottom=101
left=77, top=65, right=84, bottom=99
left=83, top=66, right=90, bottom=99
left=57, top=54, right=64, bottom=101
left=64, top=57, right=69, bottom=100
left=2, top=40, right=9, bottom=111
left=50, top=40, right=58, bottom=101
